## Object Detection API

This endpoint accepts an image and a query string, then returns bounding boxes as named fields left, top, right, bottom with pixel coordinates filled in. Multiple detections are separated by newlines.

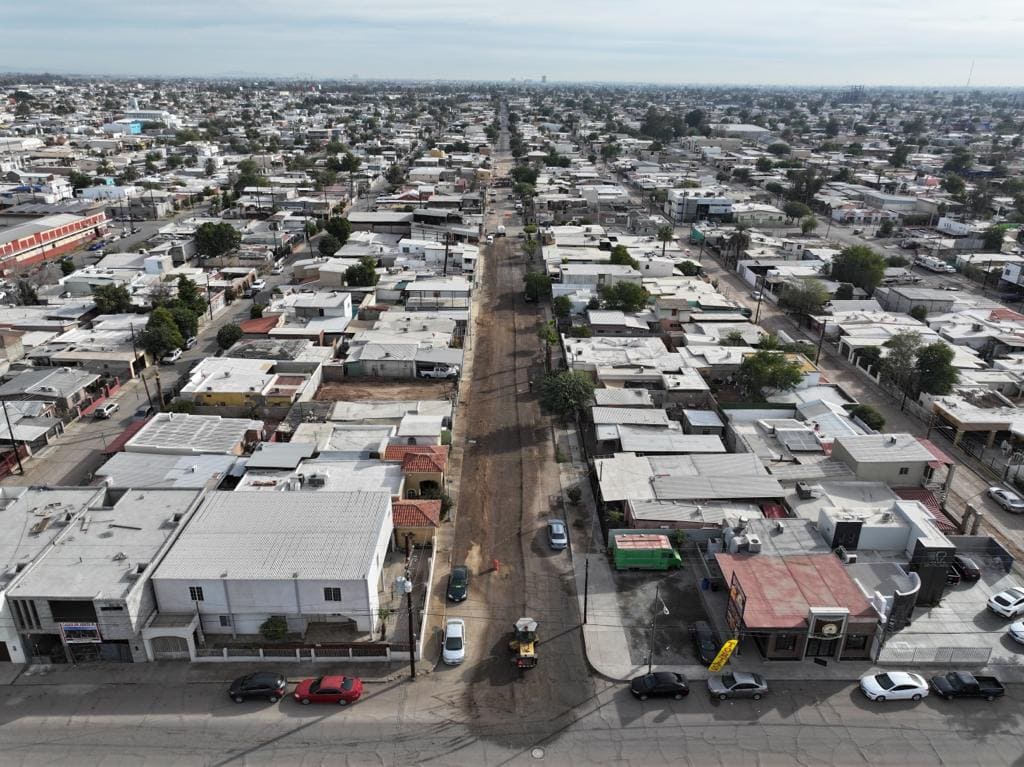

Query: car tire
left=300, top=698, right=311, bottom=705
left=639, top=694, right=648, bottom=701
left=986, top=695, right=995, bottom=702
left=673, top=693, right=684, bottom=700
left=269, top=695, right=279, bottom=703
left=876, top=696, right=886, bottom=702
left=338, top=699, right=349, bottom=706
left=912, top=694, right=922, bottom=701
left=752, top=693, right=762, bottom=701
left=718, top=693, right=728, bottom=701
left=233, top=695, right=245, bottom=703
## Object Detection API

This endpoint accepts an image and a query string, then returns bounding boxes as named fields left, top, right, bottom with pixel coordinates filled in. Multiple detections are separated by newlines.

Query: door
left=805, top=637, right=839, bottom=658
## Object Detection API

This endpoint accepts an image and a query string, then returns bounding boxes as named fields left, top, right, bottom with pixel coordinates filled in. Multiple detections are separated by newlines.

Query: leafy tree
left=684, top=109, right=705, bottom=129
left=69, top=171, right=93, bottom=190
left=856, top=345, right=883, bottom=370
left=831, top=245, right=886, bottom=293
left=736, top=350, right=804, bottom=398
left=779, top=277, right=829, bottom=316
left=338, top=152, right=361, bottom=198
left=800, top=215, right=819, bottom=235
left=319, top=233, right=341, bottom=257
left=15, top=280, right=39, bottom=306
left=204, top=158, right=216, bottom=177
left=175, top=275, right=206, bottom=316
left=92, top=284, right=132, bottom=314
left=167, top=399, right=195, bottom=414
left=878, top=219, right=895, bottom=237
left=609, top=244, right=639, bottom=270
left=879, top=330, right=922, bottom=389
left=982, top=226, right=1005, bottom=252
left=783, top=201, right=811, bottom=221
left=849, top=404, right=885, bottom=431
left=216, top=323, right=243, bottom=351
left=915, top=342, right=959, bottom=395
left=233, top=158, right=268, bottom=192
left=386, top=164, right=405, bottom=186
left=250, top=304, right=265, bottom=320
left=552, top=295, right=572, bottom=318
left=755, top=157, right=773, bottom=172
left=539, top=370, right=596, bottom=417
left=889, top=143, right=910, bottom=167
left=524, top=271, right=552, bottom=302
left=511, top=165, right=538, bottom=186
left=139, top=306, right=184, bottom=358
left=909, top=305, right=928, bottom=323
left=834, top=282, right=854, bottom=300
left=942, top=173, right=966, bottom=197
left=656, top=225, right=675, bottom=257
left=568, top=325, right=592, bottom=338
left=678, top=260, right=701, bottom=277
left=345, top=255, right=379, bottom=287
left=59, top=258, right=76, bottom=276
left=767, top=142, right=791, bottom=156
left=323, top=217, right=352, bottom=246
left=943, top=146, right=973, bottom=174
left=169, top=303, right=199, bottom=339
left=194, top=222, right=241, bottom=258
left=599, top=282, right=649, bottom=312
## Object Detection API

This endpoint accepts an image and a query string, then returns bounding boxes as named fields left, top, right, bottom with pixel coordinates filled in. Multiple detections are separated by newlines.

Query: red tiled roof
left=402, top=452, right=446, bottom=473
left=990, top=308, right=1024, bottom=322
left=239, top=315, right=282, bottom=334
left=392, top=500, right=441, bottom=528
left=892, top=487, right=957, bottom=533
left=383, top=444, right=448, bottom=469
left=715, top=553, right=876, bottom=629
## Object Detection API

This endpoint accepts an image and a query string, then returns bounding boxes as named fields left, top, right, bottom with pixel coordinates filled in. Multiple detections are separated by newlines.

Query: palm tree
left=656, top=225, right=675, bottom=257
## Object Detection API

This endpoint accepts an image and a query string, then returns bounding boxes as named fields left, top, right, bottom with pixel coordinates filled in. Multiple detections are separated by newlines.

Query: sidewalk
left=551, top=419, right=1024, bottom=686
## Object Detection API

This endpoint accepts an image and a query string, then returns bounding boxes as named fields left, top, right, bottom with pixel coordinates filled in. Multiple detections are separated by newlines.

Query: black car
left=447, top=565, right=469, bottom=602
left=951, top=554, right=981, bottom=581
left=228, top=672, right=288, bottom=703
left=630, top=672, right=689, bottom=701
left=689, top=620, right=718, bottom=666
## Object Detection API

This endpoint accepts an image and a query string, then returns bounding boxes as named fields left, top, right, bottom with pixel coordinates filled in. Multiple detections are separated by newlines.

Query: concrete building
left=665, top=189, right=733, bottom=224
left=124, top=413, right=264, bottom=456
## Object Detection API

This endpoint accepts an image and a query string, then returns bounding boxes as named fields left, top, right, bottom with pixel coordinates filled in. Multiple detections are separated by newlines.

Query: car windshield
left=720, top=673, right=736, bottom=688
left=341, top=677, right=355, bottom=691
left=445, top=635, right=463, bottom=651
left=874, top=674, right=895, bottom=690
left=451, top=568, right=467, bottom=585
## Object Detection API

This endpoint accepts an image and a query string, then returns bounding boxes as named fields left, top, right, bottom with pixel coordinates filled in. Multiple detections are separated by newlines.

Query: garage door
left=150, top=636, right=190, bottom=660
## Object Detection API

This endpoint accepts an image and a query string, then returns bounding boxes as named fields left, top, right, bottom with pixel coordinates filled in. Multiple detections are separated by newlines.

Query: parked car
left=929, top=671, right=1005, bottom=701
left=419, top=365, right=459, bottom=380
left=184, top=336, right=198, bottom=350
left=1007, top=620, right=1024, bottom=645
left=132, top=405, right=156, bottom=421
left=987, top=586, right=1024, bottom=618
left=945, top=566, right=961, bottom=586
left=87, top=242, right=105, bottom=251
left=94, top=402, right=119, bottom=419
left=689, top=621, right=719, bottom=666
left=987, top=486, right=1024, bottom=513
left=161, top=348, right=183, bottom=364
left=707, top=672, right=768, bottom=700
left=447, top=565, right=469, bottom=602
left=859, top=671, right=929, bottom=702
left=228, top=672, right=288, bottom=703
left=630, top=672, right=689, bottom=701
left=547, top=519, right=568, bottom=551
left=951, top=554, right=981, bottom=581
left=292, top=675, right=362, bottom=705
left=251, top=279, right=267, bottom=292
left=271, top=264, right=285, bottom=275
left=442, top=618, right=466, bottom=665
left=750, top=290, right=763, bottom=300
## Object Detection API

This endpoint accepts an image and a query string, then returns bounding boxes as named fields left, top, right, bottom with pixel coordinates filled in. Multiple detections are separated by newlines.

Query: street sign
left=708, top=639, right=738, bottom=672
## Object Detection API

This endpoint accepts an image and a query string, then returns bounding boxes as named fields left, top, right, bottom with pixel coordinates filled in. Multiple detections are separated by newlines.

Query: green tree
left=233, top=158, right=268, bottom=192
left=856, top=345, right=883, bottom=371
left=92, top=283, right=132, bottom=314
left=678, top=260, right=701, bottom=277
left=194, top=222, right=241, bottom=258
left=800, top=215, right=819, bottom=235
left=204, top=158, right=216, bottom=177
left=338, top=152, right=361, bottom=198
left=879, top=330, right=922, bottom=389
left=539, top=370, right=596, bottom=417
left=889, top=143, right=910, bottom=167
left=386, top=164, right=405, bottom=186
left=783, top=200, right=812, bottom=221
left=982, top=226, right=1005, bottom=252
left=169, top=303, right=199, bottom=339
left=736, top=350, right=804, bottom=398
left=524, top=271, right=552, bottom=302
left=779, top=277, right=829, bottom=316
left=609, top=244, right=639, bottom=270
left=319, top=233, right=341, bottom=257
left=909, top=305, right=928, bottom=323
left=599, top=282, right=649, bottom=312
left=15, top=280, right=39, bottom=306
left=323, top=217, right=352, bottom=246
left=345, top=256, right=379, bottom=287
left=656, top=224, right=675, bottom=257
left=139, top=306, right=184, bottom=358
left=767, top=142, right=791, bottom=156
left=216, top=323, right=243, bottom=351
left=552, top=295, right=572, bottom=318
left=831, top=245, right=886, bottom=293
left=834, top=282, right=854, bottom=300
left=755, top=157, right=773, bottom=172
left=849, top=404, right=885, bottom=431
left=175, top=275, right=207, bottom=316
left=915, top=342, right=959, bottom=395
left=250, top=303, right=264, bottom=320
left=942, top=173, right=966, bottom=197
left=59, top=258, right=76, bottom=276
left=878, top=218, right=895, bottom=237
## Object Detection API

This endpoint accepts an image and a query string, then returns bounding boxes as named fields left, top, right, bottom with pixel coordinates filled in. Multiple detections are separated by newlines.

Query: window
left=898, top=467, right=909, bottom=476
left=99, top=605, right=124, bottom=612
left=188, top=586, right=204, bottom=602
left=324, top=587, right=342, bottom=602
left=774, top=634, right=797, bottom=652
left=219, top=615, right=232, bottom=627
left=844, top=634, right=869, bottom=651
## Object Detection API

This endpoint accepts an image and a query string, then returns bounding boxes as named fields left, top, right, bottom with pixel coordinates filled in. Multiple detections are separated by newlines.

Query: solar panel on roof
left=777, top=430, right=824, bottom=453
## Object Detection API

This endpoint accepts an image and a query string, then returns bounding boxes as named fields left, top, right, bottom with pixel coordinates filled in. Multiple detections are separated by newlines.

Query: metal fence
left=877, top=644, right=992, bottom=665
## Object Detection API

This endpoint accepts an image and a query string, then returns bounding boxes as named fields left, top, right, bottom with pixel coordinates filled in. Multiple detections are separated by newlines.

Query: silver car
left=987, top=487, right=1024, bottom=513
left=707, top=671, right=768, bottom=701
left=547, top=519, right=568, bottom=551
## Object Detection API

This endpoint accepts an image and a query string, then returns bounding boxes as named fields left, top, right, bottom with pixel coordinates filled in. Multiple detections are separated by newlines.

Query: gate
left=151, top=635, right=191, bottom=660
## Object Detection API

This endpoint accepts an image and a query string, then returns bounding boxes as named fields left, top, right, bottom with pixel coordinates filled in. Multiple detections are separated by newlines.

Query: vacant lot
left=314, top=378, right=455, bottom=401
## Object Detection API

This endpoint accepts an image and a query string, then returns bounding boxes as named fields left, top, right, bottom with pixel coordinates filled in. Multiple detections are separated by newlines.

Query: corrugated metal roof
left=152, top=490, right=391, bottom=581
left=834, top=434, right=933, bottom=463
left=591, top=407, right=670, bottom=426
left=617, top=427, right=725, bottom=454
left=682, top=409, right=724, bottom=428
left=652, top=475, right=783, bottom=501
left=593, top=388, right=654, bottom=408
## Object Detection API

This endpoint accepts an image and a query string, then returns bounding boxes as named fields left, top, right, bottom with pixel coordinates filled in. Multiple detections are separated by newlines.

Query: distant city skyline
left=3, top=0, right=1023, bottom=87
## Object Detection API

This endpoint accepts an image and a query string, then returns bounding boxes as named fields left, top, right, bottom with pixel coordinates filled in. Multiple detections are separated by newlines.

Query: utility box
left=610, top=531, right=683, bottom=571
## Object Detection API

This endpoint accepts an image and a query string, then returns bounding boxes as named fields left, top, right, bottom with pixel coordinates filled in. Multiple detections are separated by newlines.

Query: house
left=665, top=189, right=733, bottom=224
left=383, top=444, right=448, bottom=497
left=392, top=499, right=441, bottom=547
left=148, top=490, right=393, bottom=651
left=0, top=367, right=102, bottom=419
left=830, top=433, right=951, bottom=487
left=124, top=413, right=263, bottom=456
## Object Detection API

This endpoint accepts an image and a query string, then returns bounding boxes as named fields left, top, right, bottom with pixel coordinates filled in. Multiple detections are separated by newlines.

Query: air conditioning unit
left=746, top=535, right=762, bottom=553
left=306, top=473, right=327, bottom=488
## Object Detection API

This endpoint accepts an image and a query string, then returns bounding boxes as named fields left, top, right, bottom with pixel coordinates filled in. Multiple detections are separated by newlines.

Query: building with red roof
left=383, top=444, right=448, bottom=496
left=391, top=499, right=441, bottom=546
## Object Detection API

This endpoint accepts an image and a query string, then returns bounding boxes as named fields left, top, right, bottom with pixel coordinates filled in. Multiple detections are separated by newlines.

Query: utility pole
left=1, top=398, right=25, bottom=475
left=129, top=323, right=154, bottom=409
left=647, top=582, right=665, bottom=675
left=815, top=321, right=827, bottom=365
left=583, top=558, right=589, bottom=624
left=754, top=275, right=766, bottom=324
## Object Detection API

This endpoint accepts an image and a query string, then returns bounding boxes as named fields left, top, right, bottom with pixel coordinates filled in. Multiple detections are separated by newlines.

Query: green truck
left=610, top=531, right=683, bottom=571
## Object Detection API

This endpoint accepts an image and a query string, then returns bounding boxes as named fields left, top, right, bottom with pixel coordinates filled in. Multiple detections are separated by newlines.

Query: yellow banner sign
left=707, top=639, right=738, bottom=672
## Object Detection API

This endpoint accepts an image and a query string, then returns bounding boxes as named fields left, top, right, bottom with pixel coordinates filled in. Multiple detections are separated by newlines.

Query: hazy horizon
left=3, top=0, right=1023, bottom=88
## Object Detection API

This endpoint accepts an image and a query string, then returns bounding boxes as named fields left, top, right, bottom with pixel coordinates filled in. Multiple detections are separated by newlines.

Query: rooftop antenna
left=966, top=58, right=975, bottom=88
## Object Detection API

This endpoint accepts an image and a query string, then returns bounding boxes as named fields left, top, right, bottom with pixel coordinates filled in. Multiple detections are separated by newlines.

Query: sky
left=4, top=0, right=1024, bottom=87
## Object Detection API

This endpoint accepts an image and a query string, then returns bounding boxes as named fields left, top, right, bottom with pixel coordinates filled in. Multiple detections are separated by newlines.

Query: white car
left=1007, top=621, right=1024, bottom=645
left=859, top=672, right=929, bottom=702
left=161, top=348, right=183, bottom=364
left=442, top=618, right=466, bottom=665
left=94, top=402, right=120, bottom=419
left=987, top=487, right=1024, bottom=513
left=988, top=586, right=1024, bottom=618
left=420, top=366, right=459, bottom=380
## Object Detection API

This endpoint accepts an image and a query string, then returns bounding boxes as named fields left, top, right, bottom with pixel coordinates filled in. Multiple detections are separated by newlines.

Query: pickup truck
left=929, top=671, right=1005, bottom=701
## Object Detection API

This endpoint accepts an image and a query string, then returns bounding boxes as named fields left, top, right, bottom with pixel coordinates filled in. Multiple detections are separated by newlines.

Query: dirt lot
left=313, top=378, right=455, bottom=401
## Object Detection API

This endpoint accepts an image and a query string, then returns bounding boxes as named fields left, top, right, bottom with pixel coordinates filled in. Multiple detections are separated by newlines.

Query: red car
left=293, top=675, right=363, bottom=706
